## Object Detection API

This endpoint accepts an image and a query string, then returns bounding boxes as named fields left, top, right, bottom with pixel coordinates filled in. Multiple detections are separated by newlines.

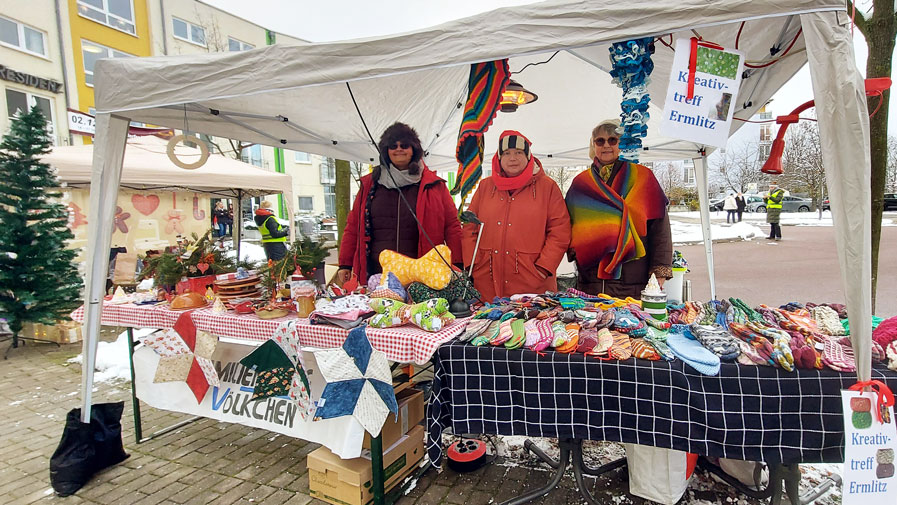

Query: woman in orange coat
left=462, top=131, right=571, bottom=301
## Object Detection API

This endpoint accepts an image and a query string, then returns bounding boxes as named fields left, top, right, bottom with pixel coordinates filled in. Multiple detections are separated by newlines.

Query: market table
left=426, top=339, right=897, bottom=466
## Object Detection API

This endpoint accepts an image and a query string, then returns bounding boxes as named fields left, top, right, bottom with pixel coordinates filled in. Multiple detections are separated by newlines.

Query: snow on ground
left=670, top=220, right=765, bottom=245
left=224, top=241, right=268, bottom=264
left=68, top=328, right=156, bottom=383
left=671, top=210, right=897, bottom=227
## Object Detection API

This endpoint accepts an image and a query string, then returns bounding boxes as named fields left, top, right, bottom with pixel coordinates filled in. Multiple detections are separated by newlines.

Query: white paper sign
left=659, top=39, right=744, bottom=149
left=134, top=343, right=365, bottom=459
left=67, top=109, right=96, bottom=136
left=841, top=390, right=897, bottom=505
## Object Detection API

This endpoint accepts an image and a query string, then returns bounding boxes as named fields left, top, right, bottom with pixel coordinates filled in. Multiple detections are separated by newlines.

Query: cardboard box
left=22, top=320, right=83, bottom=344
left=362, top=388, right=424, bottom=450
left=309, top=424, right=424, bottom=505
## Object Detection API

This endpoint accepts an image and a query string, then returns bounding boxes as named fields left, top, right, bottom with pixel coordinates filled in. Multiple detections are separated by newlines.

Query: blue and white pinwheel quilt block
left=313, top=326, right=398, bottom=436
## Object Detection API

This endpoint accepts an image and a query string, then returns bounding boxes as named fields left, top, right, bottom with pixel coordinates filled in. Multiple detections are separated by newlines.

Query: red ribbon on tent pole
left=686, top=37, right=724, bottom=101
left=848, top=380, right=895, bottom=424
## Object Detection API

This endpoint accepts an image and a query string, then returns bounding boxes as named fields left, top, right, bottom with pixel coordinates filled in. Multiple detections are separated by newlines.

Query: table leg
left=499, top=439, right=571, bottom=505
left=571, top=440, right=602, bottom=505
left=126, top=327, right=143, bottom=442
left=371, top=433, right=385, bottom=505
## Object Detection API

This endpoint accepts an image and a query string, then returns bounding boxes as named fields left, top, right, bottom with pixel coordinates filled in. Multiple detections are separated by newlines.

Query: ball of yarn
left=852, top=411, right=873, bottom=429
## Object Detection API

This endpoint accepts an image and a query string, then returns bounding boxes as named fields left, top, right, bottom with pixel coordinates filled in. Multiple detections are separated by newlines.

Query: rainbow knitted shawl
left=565, top=160, right=668, bottom=280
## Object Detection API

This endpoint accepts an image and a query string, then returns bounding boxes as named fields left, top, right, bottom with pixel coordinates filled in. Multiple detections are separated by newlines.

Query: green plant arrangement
left=139, top=230, right=244, bottom=288
left=262, top=236, right=335, bottom=294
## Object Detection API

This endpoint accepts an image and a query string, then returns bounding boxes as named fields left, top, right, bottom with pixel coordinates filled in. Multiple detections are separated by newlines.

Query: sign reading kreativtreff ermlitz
left=658, top=39, right=744, bottom=149
left=841, top=390, right=897, bottom=504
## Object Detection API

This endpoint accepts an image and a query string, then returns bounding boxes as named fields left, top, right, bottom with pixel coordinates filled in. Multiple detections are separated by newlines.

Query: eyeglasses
left=387, top=142, right=411, bottom=150
left=593, top=137, right=619, bottom=147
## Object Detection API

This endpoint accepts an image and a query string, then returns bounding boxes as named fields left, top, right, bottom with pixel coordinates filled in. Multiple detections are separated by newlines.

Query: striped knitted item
left=576, top=329, right=599, bottom=354
left=589, top=328, right=614, bottom=356
left=748, top=322, right=795, bottom=371
left=523, top=319, right=541, bottom=348
left=644, top=328, right=675, bottom=361
left=504, top=319, right=527, bottom=349
left=630, top=338, right=661, bottom=360
left=529, top=319, right=555, bottom=351
left=492, top=319, right=515, bottom=345
left=557, top=323, right=581, bottom=353
left=822, top=337, right=856, bottom=372
left=690, top=324, right=740, bottom=362
left=811, top=305, right=846, bottom=336
left=729, top=322, right=776, bottom=367
left=551, top=321, right=569, bottom=348
left=451, top=60, right=511, bottom=204
left=609, top=331, right=633, bottom=360
left=565, top=160, right=667, bottom=280
left=736, top=339, right=769, bottom=366
left=460, top=319, right=494, bottom=342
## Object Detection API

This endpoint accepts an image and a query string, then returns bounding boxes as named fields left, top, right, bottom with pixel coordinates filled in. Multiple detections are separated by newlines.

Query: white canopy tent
left=45, top=135, right=295, bottom=258
left=82, top=0, right=872, bottom=422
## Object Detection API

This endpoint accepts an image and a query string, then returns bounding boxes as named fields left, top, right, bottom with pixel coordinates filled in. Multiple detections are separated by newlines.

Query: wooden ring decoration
left=167, top=134, right=210, bottom=170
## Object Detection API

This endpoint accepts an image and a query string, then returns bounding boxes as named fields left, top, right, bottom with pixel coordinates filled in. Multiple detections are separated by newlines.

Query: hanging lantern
left=499, top=80, right=538, bottom=113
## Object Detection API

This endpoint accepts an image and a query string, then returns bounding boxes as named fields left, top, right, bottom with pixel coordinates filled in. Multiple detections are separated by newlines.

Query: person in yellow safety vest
left=254, top=200, right=289, bottom=260
left=765, top=181, right=785, bottom=241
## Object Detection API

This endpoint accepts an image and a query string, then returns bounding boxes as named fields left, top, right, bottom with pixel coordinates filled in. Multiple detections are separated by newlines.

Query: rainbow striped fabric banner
left=451, top=60, right=510, bottom=205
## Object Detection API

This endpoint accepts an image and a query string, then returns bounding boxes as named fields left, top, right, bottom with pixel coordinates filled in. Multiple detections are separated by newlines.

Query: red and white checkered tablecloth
left=72, top=302, right=467, bottom=364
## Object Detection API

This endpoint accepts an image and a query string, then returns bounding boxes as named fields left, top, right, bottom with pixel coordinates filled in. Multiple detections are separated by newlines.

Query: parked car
left=746, top=195, right=812, bottom=213
left=709, top=198, right=724, bottom=211
left=822, top=198, right=830, bottom=211
left=885, top=193, right=897, bottom=211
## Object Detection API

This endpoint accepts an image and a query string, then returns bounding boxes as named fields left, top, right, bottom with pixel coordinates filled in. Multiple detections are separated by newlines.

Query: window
left=227, top=37, right=254, bottom=52
left=294, top=151, right=311, bottom=163
left=241, top=144, right=263, bottom=167
left=297, top=196, right=314, bottom=212
left=81, top=40, right=133, bottom=86
left=172, top=17, right=205, bottom=47
left=6, top=88, right=55, bottom=143
left=759, top=143, right=772, bottom=161
left=77, top=0, right=136, bottom=35
left=759, top=124, right=771, bottom=142
left=0, top=16, right=48, bottom=57
left=323, top=185, right=336, bottom=217
left=320, top=157, right=336, bottom=184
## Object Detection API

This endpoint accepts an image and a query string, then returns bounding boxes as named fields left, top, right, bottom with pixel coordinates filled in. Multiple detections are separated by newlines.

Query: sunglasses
left=387, top=142, right=411, bottom=150
left=593, top=137, right=619, bottom=147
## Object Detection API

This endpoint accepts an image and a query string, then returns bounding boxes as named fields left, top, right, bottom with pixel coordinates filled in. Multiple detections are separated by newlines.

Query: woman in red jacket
left=336, top=123, right=463, bottom=285
left=462, top=131, right=571, bottom=301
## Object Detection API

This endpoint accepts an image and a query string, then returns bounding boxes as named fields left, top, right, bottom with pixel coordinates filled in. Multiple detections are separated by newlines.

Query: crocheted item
left=608, top=37, right=654, bottom=161
left=557, top=323, right=581, bottom=353
left=667, top=332, right=720, bottom=376
left=609, top=331, right=633, bottom=360
left=850, top=397, right=871, bottom=412
left=576, top=329, right=599, bottom=354
left=810, top=305, right=846, bottom=336
left=691, top=324, right=740, bottom=361
left=505, top=319, right=527, bottom=349
left=368, top=298, right=456, bottom=332
left=630, top=338, right=660, bottom=360
left=407, top=276, right=480, bottom=304
left=877, top=463, right=895, bottom=479
left=852, top=411, right=873, bottom=429
left=379, top=245, right=454, bottom=290
left=872, top=315, right=897, bottom=348
left=821, top=337, right=856, bottom=372
left=839, top=337, right=886, bottom=363
left=878, top=448, right=894, bottom=465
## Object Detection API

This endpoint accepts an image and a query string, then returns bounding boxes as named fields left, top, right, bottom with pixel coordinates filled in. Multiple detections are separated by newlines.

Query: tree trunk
left=864, top=8, right=896, bottom=313
left=335, top=159, right=351, bottom=244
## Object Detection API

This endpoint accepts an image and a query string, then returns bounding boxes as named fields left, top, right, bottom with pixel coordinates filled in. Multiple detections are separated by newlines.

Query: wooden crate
left=22, top=320, right=83, bottom=344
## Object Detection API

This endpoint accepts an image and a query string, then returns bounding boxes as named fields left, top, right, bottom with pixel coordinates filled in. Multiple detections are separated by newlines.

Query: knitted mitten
left=609, top=331, right=633, bottom=360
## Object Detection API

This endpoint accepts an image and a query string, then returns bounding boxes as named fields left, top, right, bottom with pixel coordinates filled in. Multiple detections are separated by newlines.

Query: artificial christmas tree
left=0, top=106, right=82, bottom=355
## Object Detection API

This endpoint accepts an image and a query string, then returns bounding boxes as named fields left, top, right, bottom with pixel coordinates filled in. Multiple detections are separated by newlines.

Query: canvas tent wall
left=81, top=0, right=871, bottom=421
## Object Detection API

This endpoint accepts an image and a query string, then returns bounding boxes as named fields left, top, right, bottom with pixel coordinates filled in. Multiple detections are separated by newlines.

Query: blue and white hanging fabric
left=312, top=325, right=398, bottom=436
left=609, top=37, right=655, bottom=163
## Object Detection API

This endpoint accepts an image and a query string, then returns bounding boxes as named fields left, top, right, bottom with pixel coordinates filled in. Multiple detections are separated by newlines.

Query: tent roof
left=43, top=136, right=293, bottom=198
left=93, top=0, right=842, bottom=168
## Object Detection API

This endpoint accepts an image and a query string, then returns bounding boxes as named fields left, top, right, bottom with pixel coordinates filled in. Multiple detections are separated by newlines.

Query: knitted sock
left=557, top=323, right=581, bottom=353
left=492, top=319, right=515, bottom=345
left=505, top=319, right=527, bottom=349
left=470, top=320, right=499, bottom=346
left=551, top=321, right=569, bottom=348
left=644, top=328, right=675, bottom=361
left=530, top=319, right=555, bottom=351
left=460, top=319, right=493, bottom=342
left=630, top=338, right=660, bottom=360
left=589, top=328, right=614, bottom=356
left=576, top=329, right=599, bottom=354
left=609, top=331, right=633, bottom=360
left=596, top=310, right=615, bottom=329
left=523, top=319, right=541, bottom=348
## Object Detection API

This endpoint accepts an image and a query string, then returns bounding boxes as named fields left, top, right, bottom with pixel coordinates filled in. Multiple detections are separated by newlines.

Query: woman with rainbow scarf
left=565, top=119, right=672, bottom=298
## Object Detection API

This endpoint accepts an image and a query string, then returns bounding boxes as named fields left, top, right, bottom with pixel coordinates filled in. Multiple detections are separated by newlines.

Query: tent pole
left=693, top=152, right=716, bottom=300
left=800, top=11, right=872, bottom=381
left=80, top=113, right=130, bottom=423
left=235, top=190, right=242, bottom=262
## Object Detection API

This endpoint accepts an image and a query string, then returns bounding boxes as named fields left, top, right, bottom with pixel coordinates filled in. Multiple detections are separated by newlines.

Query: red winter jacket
left=338, top=165, right=463, bottom=283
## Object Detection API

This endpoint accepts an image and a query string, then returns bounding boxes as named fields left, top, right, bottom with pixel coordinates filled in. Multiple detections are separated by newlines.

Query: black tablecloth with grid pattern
left=426, top=340, right=897, bottom=467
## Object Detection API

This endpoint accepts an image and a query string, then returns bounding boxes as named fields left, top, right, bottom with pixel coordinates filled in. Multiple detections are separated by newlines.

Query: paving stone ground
left=1, top=329, right=829, bottom=505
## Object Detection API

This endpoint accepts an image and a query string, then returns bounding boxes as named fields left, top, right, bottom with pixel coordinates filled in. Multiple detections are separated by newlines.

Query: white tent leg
left=80, top=114, right=129, bottom=423
left=801, top=11, right=872, bottom=380
left=234, top=191, right=243, bottom=261
left=693, top=153, right=716, bottom=300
